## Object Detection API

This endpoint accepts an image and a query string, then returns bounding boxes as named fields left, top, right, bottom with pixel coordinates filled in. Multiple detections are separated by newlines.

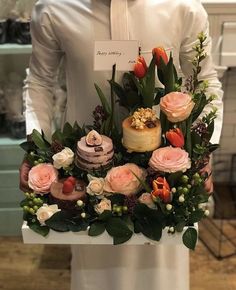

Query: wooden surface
left=0, top=236, right=235, bottom=290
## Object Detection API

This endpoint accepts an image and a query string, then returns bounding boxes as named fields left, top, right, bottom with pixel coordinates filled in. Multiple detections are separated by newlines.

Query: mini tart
left=49, top=179, right=86, bottom=210
left=122, top=116, right=162, bottom=152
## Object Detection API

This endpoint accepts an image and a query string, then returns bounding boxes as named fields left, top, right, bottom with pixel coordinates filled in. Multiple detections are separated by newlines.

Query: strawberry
left=67, top=176, right=77, bottom=186
left=62, top=180, right=74, bottom=194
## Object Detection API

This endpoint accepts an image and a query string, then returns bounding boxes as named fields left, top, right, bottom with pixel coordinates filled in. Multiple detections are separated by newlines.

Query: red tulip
left=152, top=47, right=168, bottom=67
left=166, top=128, right=185, bottom=148
left=151, top=177, right=171, bottom=203
left=134, top=56, right=147, bottom=78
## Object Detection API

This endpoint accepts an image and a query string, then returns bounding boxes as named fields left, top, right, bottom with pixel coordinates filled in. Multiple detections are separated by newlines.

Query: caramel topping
left=131, top=108, right=157, bottom=129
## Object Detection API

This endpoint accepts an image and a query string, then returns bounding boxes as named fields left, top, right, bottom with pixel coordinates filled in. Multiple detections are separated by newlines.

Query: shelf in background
left=0, top=136, right=25, bottom=146
left=0, top=44, right=32, bottom=55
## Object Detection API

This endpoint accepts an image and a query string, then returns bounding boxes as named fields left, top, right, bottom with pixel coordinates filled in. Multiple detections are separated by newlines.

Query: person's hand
left=19, top=159, right=31, bottom=192
left=201, top=162, right=213, bottom=193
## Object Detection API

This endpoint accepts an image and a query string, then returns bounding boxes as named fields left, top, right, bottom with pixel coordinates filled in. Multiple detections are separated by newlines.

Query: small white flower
left=86, top=174, right=105, bottom=197
left=36, top=204, right=61, bottom=225
left=204, top=209, right=210, bottom=216
left=52, top=147, right=74, bottom=169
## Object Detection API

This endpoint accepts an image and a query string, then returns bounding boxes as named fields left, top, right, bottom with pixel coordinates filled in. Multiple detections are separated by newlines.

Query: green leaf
left=94, top=83, right=111, bottom=116
left=45, top=211, right=71, bottom=232
left=133, top=204, right=165, bottom=241
left=20, top=141, right=36, bottom=153
left=182, top=227, right=198, bottom=250
left=167, top=172, right=183, bottom=187
left=163, top=54, right=175, bottom=94
left=207, top=143, right=219, bottom=153
left=131, top=171, right=151, bottom=193
left=63, top=122, right=73, bottom=137
left=106, top=217, right=132, bottom=239
left=142, top=55, right=156, bottom=108
left=175, top=221, right=186, bottom=233
left=98, top=210, right=112, bottom=222
left=52, top=129, right=64, bottom=143
left=31, top=129, right=50, bottom=150
left=188, top=210, right=204, bottom=224
left=29, top=222, right=49, bottom=237
left=113, top=234, right=133, bottom=245
left=89, top=222, right=106, bottom=236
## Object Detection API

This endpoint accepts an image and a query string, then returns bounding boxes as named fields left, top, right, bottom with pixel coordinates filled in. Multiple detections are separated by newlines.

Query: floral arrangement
left=20, top=33, right=218, bottom=250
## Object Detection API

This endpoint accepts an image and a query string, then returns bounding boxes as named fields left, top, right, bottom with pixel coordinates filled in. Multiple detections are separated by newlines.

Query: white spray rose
left=36, top=204, right=61, bottom=225
left=86, top=174, right=105, bottom=197
left=52, top=147, right=74, bottom=169
left=94, top=198, right=111, bottom=215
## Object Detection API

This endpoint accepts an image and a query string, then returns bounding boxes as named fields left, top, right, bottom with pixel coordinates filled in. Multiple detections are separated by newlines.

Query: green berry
left=23, top=206, right=29, bottom=212
left=181, top=175, right=189, bottom=184
left=166, top=204, right=172, bottom=211
left=29, top=208, right=35, bottom=215
left=28, top=201, right=33, bottom=206
left=182, top=187, right=189, bottom=194
left=122, top=206, right=128, bottom=213
left=30, top=151, right=35, bottom=156
left=33, top=205, right=39, bottom=211
left=34, top=161, right=39, bottom=165
left=38, top=158, right=44, bottom=163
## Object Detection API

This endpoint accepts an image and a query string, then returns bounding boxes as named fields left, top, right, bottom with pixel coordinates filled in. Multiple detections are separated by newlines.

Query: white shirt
left=25, top=0, right=223, bottom=144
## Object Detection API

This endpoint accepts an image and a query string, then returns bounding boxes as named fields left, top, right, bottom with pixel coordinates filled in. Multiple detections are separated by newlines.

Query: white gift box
left=22, top=221, right=197, bottom=245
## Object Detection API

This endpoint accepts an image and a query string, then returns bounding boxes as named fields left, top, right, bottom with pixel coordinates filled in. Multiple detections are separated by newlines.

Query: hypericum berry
left=181, top=175, right=189, bottom=184
left=81, top=212, right=86, bottom=218
left=77, top=200, right=84, bottom=207
left=178, top=195, right=185, bottom=203
left=169, top=227, right=175, bottom=233
left=204, top=209, right=210, bottom=216
left=166, top=204, right=173, bottom=211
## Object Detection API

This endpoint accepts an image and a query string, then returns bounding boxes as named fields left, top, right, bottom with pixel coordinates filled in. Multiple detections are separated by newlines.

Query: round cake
left=76, top=130, right=114, bottom=171
left=50, top=178, right=86, bottom=210
left=122, top=108, right=162, bottom=152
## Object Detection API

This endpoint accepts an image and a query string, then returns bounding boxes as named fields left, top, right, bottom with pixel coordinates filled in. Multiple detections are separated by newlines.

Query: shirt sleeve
left=179, top=0, right=223, bottom=144
left=24, top=0, right=64, bottom=138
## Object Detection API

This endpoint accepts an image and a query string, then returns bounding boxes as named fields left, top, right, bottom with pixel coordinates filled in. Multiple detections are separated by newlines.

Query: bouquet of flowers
left=20, top=33, right=218, bottom=250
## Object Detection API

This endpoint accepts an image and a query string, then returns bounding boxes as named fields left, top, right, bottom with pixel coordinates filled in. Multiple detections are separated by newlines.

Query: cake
left=122, top=108, right=162, bottom=152
left=76, top=130, right=114, bottom=171
left=50, top=177, right=86, bottom=210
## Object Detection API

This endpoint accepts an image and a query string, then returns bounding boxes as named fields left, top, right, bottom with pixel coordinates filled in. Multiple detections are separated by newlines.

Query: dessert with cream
left=76, top=130, right=114, bottom=171
left=122, top=108, right=162, bottom=152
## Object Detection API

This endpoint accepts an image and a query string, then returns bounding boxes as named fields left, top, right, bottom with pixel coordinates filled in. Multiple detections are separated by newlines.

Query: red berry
left=67, top=176, right=77, bottom=186
left=62, top=180, right=74, bottom=194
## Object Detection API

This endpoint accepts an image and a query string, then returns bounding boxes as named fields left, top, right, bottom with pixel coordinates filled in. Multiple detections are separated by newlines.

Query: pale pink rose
left=94, top=198, right=112, bottom=214
left=149, top=146, right=191, bottom=173
left=160, top=92, right=195, bottom=122
left=104, top=163, right=147, bottom=196
left=139, top=193, right=156, bottom=209
left=28, top=163, right=58, bottom=194
left=36, top=204, right=61, bottom=225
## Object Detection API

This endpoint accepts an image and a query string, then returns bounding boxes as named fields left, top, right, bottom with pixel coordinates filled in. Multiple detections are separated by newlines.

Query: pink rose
left=149, top=146, right=191, bottom=173
left=28, top=163, right=58, bottom=194
left=160, top=92, right=195, bottom=122
left=139, top=193, right=156, bottom=209
left=104, top=163, right=147, bottom=196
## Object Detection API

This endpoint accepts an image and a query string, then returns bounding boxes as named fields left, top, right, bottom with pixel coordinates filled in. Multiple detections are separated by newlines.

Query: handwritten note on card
left=94, top=40, right=139, bottom=71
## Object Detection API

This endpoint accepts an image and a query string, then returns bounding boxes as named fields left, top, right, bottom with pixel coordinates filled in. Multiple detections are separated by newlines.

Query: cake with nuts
left=76, top=130, right=114, bottom=171
left=122, top=108, right=162, bottom=152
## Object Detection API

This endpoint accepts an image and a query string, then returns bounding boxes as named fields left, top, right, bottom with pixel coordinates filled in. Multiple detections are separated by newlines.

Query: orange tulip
left=166, top=128, right=184, bottom=147
left=151, top=177, right=171, bottom=203
left=152, top=47, right=168, bottom=67
left=134, top=56, right=147, bottom=78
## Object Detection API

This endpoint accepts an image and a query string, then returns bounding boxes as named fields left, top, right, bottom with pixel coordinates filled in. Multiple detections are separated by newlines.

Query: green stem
left=110, top=64, right=116, bottom=130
